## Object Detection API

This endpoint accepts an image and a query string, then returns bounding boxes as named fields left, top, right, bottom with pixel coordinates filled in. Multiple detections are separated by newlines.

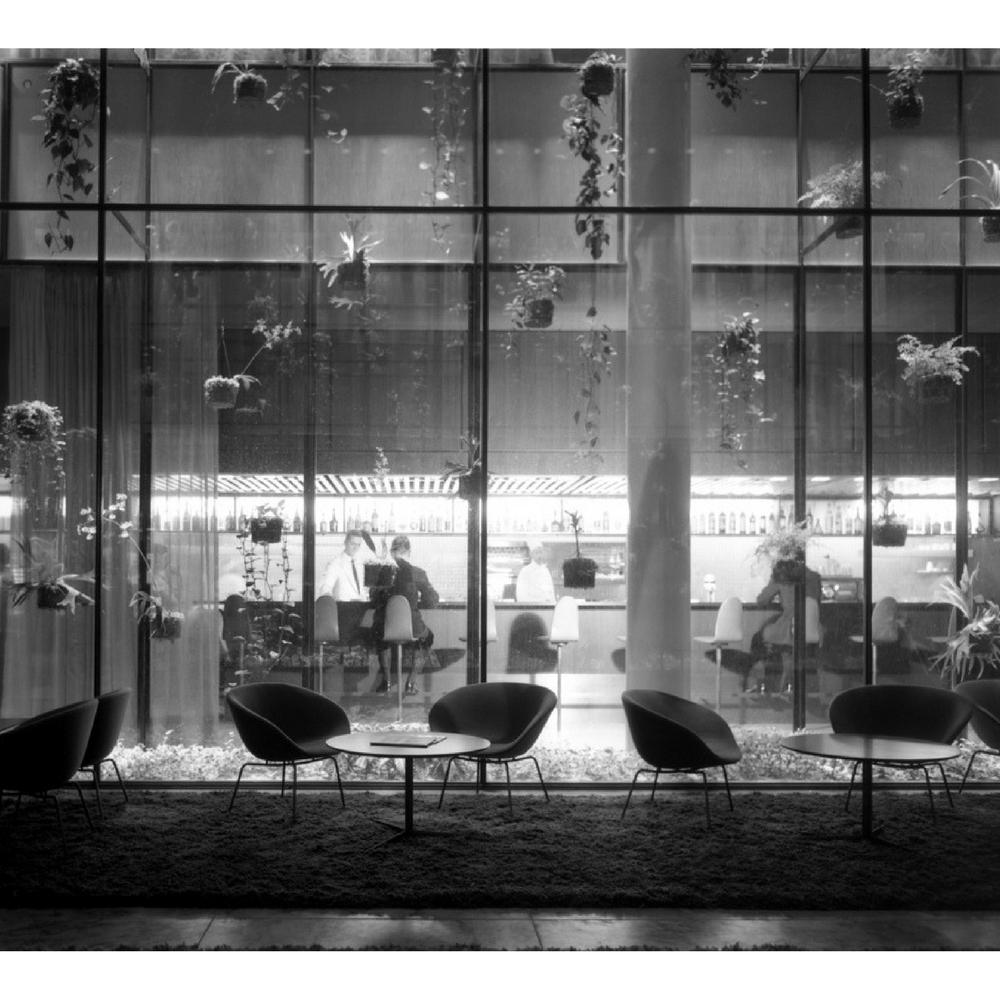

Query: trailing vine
left=574, top=308, right=617, bottom=460
left=34, top=57, right=101, bottom=253
left=707, top=311, right=767, bottom=453
left=561, top=51, right=624, bottom=262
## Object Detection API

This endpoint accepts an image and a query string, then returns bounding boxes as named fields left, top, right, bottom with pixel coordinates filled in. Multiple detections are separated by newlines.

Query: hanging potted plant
left=798, top=159, right=889, bottom=239
left=506, top=264, right=566, bottom=330
left=211, top=61, right=268, bottom=103
left=897, top=333, right=978, bottom=403
left=33, top=56, right=100, bottom=253
left=882, top=51, right=925, bottom=129
left=561, top=52, right=624, bottom=261
left=319, top=216, right=381, bottom=305
left=248, top=501, right=285, bottom=545
left=872, top=484, right=908, bottom=547
left=707, top=312, right=767, bottom=452
left=940, top=158, right=1000, bottom=243
left=562, top=510, right=597, bottom=589
left=0, top=400, right=65, bottom=478
left=689, top=49, right=772, bottom=109
left=203, top=315, right=301, bottom=410
left=11, top=538, right=93, bottom=612
left=442, top=433, right=482, bottom=502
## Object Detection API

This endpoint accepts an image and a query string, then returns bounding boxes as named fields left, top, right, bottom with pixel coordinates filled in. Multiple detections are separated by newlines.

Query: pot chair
left=693, top=596, right=745, bottom=709
left=620, top=690, right=742, bottom=828
left=0, top=698, right=98, bottom=836
left=546, top=596, right=579, bottom=731
left=956, top=679, right=1000, bottom=791
left=226, top=682, right=350, bottom=821
left=429, top=682, right=557, bottom=812
left=383, top=593, right=415, bottom=722
left=829, top=684, right=973, bottom=819
left=78, top=688, right=131, bottom=818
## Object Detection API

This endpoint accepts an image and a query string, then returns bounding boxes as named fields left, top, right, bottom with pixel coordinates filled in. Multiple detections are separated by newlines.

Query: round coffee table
left=327, top=731, right=490, bottom=844
left=782, top=732, right=960, bottom=839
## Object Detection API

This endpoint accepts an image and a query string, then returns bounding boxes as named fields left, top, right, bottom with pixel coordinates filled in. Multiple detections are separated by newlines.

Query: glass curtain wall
left=1, top=48, right=999, bottom=786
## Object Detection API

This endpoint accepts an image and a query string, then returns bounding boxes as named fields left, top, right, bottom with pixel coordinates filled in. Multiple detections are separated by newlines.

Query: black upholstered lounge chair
left=226, top=682, right=350, bottom=821
left=620, top=689, right=742, bottom=827
left=956, top=679, right=1000, bottom=790
left=428, top=682, right=557, bottom=811
left=78, top=688, right=131, bottom=817
left=0, top=698, right=98, bottom=835
left=829, top=683, right=972, bottom=818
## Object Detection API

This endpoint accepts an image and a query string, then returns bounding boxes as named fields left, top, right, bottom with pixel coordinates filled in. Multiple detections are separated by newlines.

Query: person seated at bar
left=318, top=529, right=374, bottom=602
left=370, top=535, right=440, bottom=694
left=515, top=544, right=556, bottom=603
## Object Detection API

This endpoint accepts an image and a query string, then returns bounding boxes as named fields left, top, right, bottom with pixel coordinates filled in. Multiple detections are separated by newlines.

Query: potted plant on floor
left=506, top=264, right=566, bottom=330
left=211, top=62, right=268, bottom=103
left=896, top=333, right=978, bottom=402
left=931, top=567, right=1000, bottom=683
left=562, top=510, right=597, bottom=590
left=882, top=50, right=925, bottom=129
left=872, top=484, right=908, bottom=547
left=34, top=56, right=100, bottom=252
left=798, top=160, right=889, bottom=239
left=940, top=158, right=1000, bottom=243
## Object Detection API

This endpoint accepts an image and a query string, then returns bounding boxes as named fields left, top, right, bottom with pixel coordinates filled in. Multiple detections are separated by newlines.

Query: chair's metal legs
left=959, top=751, right=978, bottom=793
left=701, top=771, right=712, bottom=829
left=938, top=764, right=955, bottom=808
left=91, top=761, right=104, bottom=818
left=228, top=762, right=251, bottom=811
left=332, top=755, right=345, bottom=807
left=650, top=769, right=660, bottom=802
left=107, top=758, right=129, bottom=803
left=51, top=793, right=63, bottom=840
left=73, top=782, right=93, bottom=830
left=437, top=757, right=454, bottom=809
left=291, top=763, right=298, bottom=822
left=529, top=755, right=550, bottom=802
left=721, top=765, right=734, bottom=811
left=280, top=763, right=287, bottom=797
left=845, top=761, right=860, bottom=812
left=504, top=760, right=513, bottom=813
left=621, top=770, right=643, bottom=819
left=921, top=766, right=937, bottom=821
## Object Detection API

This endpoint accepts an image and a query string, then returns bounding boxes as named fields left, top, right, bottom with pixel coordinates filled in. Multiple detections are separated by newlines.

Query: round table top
left=327, top=731, right=490, bottom=759
left=781, top=731, right=960, bottom=764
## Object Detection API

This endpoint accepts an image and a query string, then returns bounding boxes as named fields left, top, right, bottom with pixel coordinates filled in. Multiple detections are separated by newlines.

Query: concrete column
left=625, top=50, right=692, bottom=693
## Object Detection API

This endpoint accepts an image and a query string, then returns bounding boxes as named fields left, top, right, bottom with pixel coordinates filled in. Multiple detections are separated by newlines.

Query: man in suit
left=371, top=535, right=439, bottom=694
left=318, top=529, right=372, bottom=601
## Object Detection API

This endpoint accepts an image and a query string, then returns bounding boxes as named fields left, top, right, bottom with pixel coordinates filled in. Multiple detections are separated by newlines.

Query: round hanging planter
left=37, top=582, right=69, bottom=609
left=833, top=215, right=863, bottom=239
left=873, top=520, right=908, bottom=547
left=917, top=375, right=955, bottom=405
left=888, top=94, right=923, bottom=130
left=456, top=470, right=481, bottom=502
left=980, top=215, right=1000, bottom=243
left=523, top=298, right=555, bottom=330
left=153, top=611, right=184, bottom=640
left=562, top=557, right=597, bottom=590
left=336, top=259, right=368, bottom=296
left=204, top=377, right=240, bottom=410
left=580, top=57, right=615, bottom=102
left=234, top=71, right=267, bottom=102
left=250, top=516, right=283, bottom=545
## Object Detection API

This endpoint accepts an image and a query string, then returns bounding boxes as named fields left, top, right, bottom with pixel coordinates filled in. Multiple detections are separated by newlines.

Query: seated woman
left=370, top=535, right=440, bottom=694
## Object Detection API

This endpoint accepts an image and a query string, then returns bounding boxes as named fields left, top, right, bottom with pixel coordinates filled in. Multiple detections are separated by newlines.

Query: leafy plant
left=897, top=334, right=978, bottom=387
left=562, top=510, right=598, bottom=589
left=799, top=159, right=889, bottom=212
left=505, top=264, right=566, bottom=330
left=940, top=158, right=1000, bottom=241
left=318, top=216, right=381, bottom=320
left=753, top=520, right=811, bottom=581
left=872, top=483, right=908, bottom=547
left=0, top=400, right=65, bottom=480
left=33, top=57, right=100, bottom=253
left=422, top=49, right=470, bottom=250
left=203, top=316, right=301, bottom=409
left=881, top=50, right=925, bottom=128
left=10, top=537, right=93, bottom=613
left=931, top=567, right=1000, bottom=683
left=707, top=312, right=767, bottom=452
left=690, top=49, right=771, bottom=108
left=561, top=52, right=624, bottom=261
left=574, top=308, right=617, bottom=459
left=211, top=62, right=268, bottom=103
left=442, top=433, right=482, bottom=501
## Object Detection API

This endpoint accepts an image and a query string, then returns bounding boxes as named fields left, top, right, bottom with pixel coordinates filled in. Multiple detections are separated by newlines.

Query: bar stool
left=547, top=596, right=579, bottom=731
left=693, top=596, right=744, bottom=710
left=383, top=594, right=414, bottom=722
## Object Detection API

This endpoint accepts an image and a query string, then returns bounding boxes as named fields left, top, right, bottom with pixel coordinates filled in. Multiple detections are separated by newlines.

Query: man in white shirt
left=319, top=530, right=371, bottom=601
left=515, top=544, right=556, bottom=603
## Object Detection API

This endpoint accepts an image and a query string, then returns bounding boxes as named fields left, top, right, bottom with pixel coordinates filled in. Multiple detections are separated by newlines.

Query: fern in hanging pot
left=506, top=264, right=566, bottom=330
left=442, top=433, right=482, bottom=502
left=798, top=160, right=889, bottom=239
left=562, top=510, right=598, bottom=590
left=897, top=333, right=978, bottom=404
left=872, top=484, right=908, bottom=547
left=882, top=51, right=925, bottom=130
left=940, top=157, right=1000, bottom=243
left=211, top=61, right=268, bottom=103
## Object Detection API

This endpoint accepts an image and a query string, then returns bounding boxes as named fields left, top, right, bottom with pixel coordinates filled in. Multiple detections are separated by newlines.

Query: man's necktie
left=352, top=560, right=360, bottom=594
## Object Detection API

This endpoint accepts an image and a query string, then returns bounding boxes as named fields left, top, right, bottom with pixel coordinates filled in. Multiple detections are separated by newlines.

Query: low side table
left=327, top=731, right=489, bottom=844
left=782, top=732, right=960, bottom=840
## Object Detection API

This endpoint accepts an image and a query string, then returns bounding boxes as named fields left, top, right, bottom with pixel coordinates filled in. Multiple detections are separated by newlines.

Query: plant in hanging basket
left=11, top=538, right=93, bottom=613
left=0, top=400, right=65, bottom=481
left=318, top=216, right=381, bottom=307
left=689, top=49, right=772, bottom=109
left=211, top=62, right=268, bottom=103
left=442, top=433, right=482, bottom=502
left=249, top=502, right=285, bottom=545
left=154, top=608, right=185, bottom=640
left=561, top=52, right=624, bottom=262
left=798, top=159, right=889, bottom=239
left=203, top=375, right=241, bottom=410
left=707, top=312, right=767, bottom=453
left=940, top=157, right=1000, bottom=243
left=896, top=334, right=978, bottom=397
left=506, top=264, right=566, bottom=330
left=882, top=50, right=925, bottom=129
left=872, top=484, right=908, bottom=547
left=562, top=510, right=598, bottom=590
left=32, top=56, right=101, bottom=253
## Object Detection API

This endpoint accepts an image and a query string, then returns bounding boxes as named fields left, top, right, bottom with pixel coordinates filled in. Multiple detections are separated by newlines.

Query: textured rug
left=2, top=788, right=999, bottom=909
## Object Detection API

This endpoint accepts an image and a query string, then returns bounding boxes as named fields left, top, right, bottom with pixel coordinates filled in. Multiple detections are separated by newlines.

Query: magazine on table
left=368, top=733, right=446, bottom=748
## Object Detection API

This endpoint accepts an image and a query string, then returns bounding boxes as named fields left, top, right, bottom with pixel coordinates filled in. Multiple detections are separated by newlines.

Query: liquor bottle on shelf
left=371, top=507, right=380, bottom=534
left=738, top=512, right=746, bottom=534
left=768, top=512, right=776, bottom=533
left=708, top=512, right=716, bottom=534
left=225, top=510, right=236, bottom=532
left=293, top=510, right=302, bottom=533
left=330, top=508, right=339, bottom=533
left=319, top=516, right=328, bottom=534
left=718, top=509, right=726, bottom=534
left=728, top=512, right=736, bottom=534
left=748, top=513, right=756, bottom=535
left=778, top=507, right=787, bottom=531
